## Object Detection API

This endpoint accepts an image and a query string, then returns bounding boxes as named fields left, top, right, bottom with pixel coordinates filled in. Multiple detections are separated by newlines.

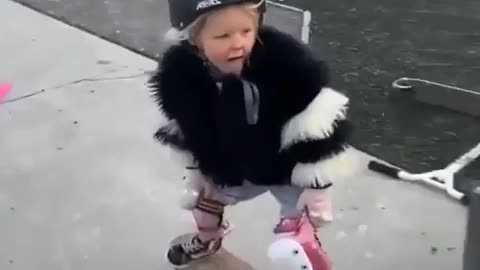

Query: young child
left=149, top=0, right=358, bottom=268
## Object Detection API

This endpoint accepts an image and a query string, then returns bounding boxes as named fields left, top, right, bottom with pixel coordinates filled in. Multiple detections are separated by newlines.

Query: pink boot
left=296, top=188, right=333, bottom=227
left=268, top=211, right=333, bottom=270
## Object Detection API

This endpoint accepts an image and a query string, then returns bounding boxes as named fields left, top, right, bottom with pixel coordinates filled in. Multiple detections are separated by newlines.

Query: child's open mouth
left=227, top=56, right=244, bottom=62
left=220, top=56, right=246, bottom=74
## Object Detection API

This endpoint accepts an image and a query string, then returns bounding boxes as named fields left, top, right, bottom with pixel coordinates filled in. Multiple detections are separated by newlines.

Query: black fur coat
left=149, top=26, right=358, bottom=188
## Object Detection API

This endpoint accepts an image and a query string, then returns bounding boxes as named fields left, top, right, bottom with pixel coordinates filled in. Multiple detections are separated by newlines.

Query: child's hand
left=296, top=188, right=333, bottom=227
left=179, top=169, right=226, bottom=210
left=180, top=169, right=207, bottom=210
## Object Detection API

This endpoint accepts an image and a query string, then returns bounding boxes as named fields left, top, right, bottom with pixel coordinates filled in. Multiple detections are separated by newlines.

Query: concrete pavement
left=0, top=1, right=469, bottom=269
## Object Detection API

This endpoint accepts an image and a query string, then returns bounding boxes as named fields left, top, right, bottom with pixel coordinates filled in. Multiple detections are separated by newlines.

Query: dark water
left=281, top=0, right=480, bottom=179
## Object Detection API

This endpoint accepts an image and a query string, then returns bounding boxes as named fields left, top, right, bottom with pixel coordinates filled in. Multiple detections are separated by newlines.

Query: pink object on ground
left=269, top=213, right=333, bottom=270
left=294, top=214, right=333, bottom=270
left=0, top=83, right=13, bottom=103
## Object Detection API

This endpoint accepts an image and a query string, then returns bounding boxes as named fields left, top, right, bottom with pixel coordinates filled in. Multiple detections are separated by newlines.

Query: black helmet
left=167, top=0, right=266, bottom=31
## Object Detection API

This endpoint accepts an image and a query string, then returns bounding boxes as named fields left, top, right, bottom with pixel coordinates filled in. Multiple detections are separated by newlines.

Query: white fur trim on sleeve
left=291, top=146, right=360, bottom=187
left=281, top=87, right=349, bottom=150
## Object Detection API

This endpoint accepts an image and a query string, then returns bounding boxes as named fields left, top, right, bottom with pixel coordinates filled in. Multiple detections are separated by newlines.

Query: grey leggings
left=213, top=180, right=304, bottom=218
left=188, top=170, right=306, bottom=241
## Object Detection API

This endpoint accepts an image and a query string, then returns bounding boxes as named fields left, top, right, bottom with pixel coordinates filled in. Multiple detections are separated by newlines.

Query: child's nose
left=231, top=33, right=246, bottom=49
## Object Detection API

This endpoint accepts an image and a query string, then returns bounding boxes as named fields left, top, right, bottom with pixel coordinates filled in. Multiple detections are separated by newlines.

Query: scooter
left=368, top=77, right=480, bottom=205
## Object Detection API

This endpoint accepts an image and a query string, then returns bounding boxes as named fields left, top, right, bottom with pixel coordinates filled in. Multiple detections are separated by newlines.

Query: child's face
left=195, top=6, right=258, bottom=75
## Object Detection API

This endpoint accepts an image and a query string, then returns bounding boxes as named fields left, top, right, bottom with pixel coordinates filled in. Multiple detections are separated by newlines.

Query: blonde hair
left=164, top=0, right=264, bottom=43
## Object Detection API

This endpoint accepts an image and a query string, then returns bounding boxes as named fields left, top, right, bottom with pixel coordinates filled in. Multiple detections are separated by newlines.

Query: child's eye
left=214, top=33, right=229, bottom=39
left=243, top=28, right=252, bottom=34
